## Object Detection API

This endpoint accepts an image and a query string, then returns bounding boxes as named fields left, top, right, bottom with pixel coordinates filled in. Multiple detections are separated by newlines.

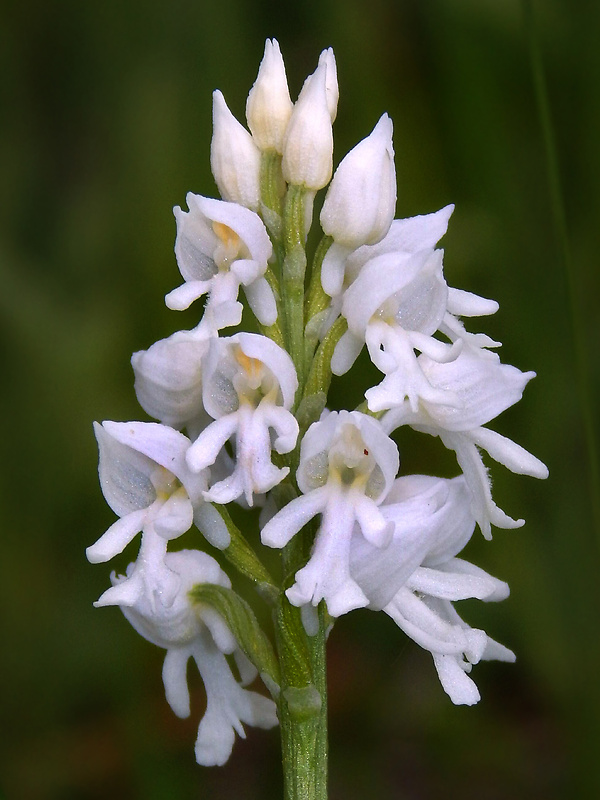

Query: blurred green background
left=1, top=0, right=598, bottom=798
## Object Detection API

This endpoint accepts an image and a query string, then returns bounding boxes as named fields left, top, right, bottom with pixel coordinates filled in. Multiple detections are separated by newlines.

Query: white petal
left=261, top=487, right=328, bottom=548
left=418, top=351, right=535, bottom=431
left=385, top=589, right=472, bottom=655
left=162, top=647, right=192, bottom=718
left=351, top=476, right=475, bottom=608
left=204, top=469, right=246, bottom=506
left=443, top=432, right=524, bottom=537
left=236, top=332, right=298, bottom=409
left=194, top=502, right=231, bottom=549
left=230, top=257, right=261, bottom=285
left=378, top=205, right=454, bottom=253
left=243, top=277, right=278, bottom=326
left=197, top=607, right=237, bottom=654
left=186, top=414, right=239, bottom=472
left=482, top=638, right=516, bottom=663
left=433, top=653, right=481, bottom=705
left=101, top=420, right=191, bottom=477
left=95, top=422, right=156, bottom=517
left=321, top=242, right=353, bottom=298
left=94, top=571, right=144, bottom=608
left=86, top=509, right=147, bottom=563
left=406, top=561, right=508, bottom=602
left=260, top=404, right=299, bottom=454
left=353, top=494, right=393, bottom=547
left=330, top=329, right=364, bottom=376
left=471, top=427, right=549, bottom=478
left=192, top=635, right=277, bottom=766
left=194, top=195, right=272, bottom=265
left=286, top=489, right=369, bottom=616
left=153, top=489, right=194, bottom=540
left=447, top=287, right=499, bottom=317
left=165, top=280, right=211, bottom=311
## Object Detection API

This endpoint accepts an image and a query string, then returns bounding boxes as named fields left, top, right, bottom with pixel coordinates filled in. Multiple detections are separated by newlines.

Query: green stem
left=307, top=603, right=329, bottom=799
left=275, top=539, right=328, bottom=800
left=282, top=185, right=310, bottom=398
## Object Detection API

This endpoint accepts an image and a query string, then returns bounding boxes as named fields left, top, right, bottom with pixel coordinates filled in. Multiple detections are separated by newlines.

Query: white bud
left=210, top=90, right=261, bottom=211
left=246, top=39, right=293, bottom=153
left=317, top=47, right=339, bottom=122
left=282, top=62, right=334, bottom=190
left=320, top=114, right=396, bottom=248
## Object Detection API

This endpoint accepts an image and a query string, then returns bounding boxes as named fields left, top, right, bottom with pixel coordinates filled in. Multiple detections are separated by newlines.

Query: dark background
left=1, top=0, right=599, bottom=798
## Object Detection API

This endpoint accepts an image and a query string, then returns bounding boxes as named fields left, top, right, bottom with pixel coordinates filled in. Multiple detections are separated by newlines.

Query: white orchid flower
left=261, top=411, right=399, bottom=617
left=349, top=474, right=476, bottom=609
left=348, top=473, right=514, bottom=705
left=98, top=547, right=278, bottom=766
left=384, top=560, right=515, bottom=705
left=332, top=248, right=462, bottom=411
left=185, top=333, right=299, bottom=506
left=165, top=194, right=276, bottom=331
left=86, top=420, right=229, bottom=561
left=131, top=329, right=210, bottom=435
left=383, top=349, right=549, bottom=538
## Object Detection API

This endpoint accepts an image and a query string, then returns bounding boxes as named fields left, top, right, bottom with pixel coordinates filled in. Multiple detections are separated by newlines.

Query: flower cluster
left=88, top=39, right=547, bottom=766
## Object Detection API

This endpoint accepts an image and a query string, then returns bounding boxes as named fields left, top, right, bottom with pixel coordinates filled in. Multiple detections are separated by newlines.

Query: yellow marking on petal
left=212, top=221, right=240, bottom=248
left=234, top=347, right=263, bottom=381
left=212, top=221, right=242, bottom=269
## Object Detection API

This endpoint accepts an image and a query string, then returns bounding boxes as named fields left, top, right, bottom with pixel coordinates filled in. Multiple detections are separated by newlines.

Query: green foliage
left=189, top=584, right=281, bottom=692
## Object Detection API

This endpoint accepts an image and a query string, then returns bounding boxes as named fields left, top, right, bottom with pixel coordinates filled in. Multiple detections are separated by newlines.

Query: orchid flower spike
left=185, top=333, right=299, bottom=506
left=165, top=194, right=276, bottom=332
left=261, top=411, right=399, bottom=617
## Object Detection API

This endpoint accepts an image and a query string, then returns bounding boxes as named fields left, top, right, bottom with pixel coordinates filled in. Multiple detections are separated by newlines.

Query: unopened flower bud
left=246, top=39, right=293, bottom=153
left=211, top=90, right=261, bottom=211
left=320, top=113, right=396, bottom=249
left=316, top=47, right=339, bottom=122
left=282, top=62, right=334, bottom=190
